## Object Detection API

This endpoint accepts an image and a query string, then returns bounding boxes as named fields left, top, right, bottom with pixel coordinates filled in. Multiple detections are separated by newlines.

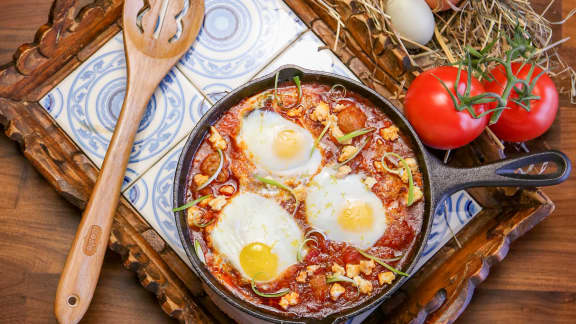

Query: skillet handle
left=429, top=150, right=571, bottom=207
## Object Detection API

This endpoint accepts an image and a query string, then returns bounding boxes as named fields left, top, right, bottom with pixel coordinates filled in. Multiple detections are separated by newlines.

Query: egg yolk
left=273, top=129, right=303, bottom=159
left=239, top=242, right=279, bottom=281
left=338, top=200, right=374, bottom=232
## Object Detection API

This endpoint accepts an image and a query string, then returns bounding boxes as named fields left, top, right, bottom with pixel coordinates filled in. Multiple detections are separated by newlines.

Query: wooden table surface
left=0, top=1, right=574, bottom=323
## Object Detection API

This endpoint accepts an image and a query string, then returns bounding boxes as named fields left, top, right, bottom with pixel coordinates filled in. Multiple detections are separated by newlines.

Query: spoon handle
left=54, top=84, right=151, bottom=324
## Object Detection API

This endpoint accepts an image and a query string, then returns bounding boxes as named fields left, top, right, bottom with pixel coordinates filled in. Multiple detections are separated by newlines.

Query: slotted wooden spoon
left=55, top=1, right=203, bottom=322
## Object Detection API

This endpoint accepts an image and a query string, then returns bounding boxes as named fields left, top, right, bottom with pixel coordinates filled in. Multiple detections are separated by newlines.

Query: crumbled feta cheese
left=379, top=125, right=399, bottom=141
left=218, top=185, right=235, bottom=196
left=335, top=165, right=352, bottom=178
left=359, top=259, right=376, bottom=275
left=310, top=101, right=330, bottom=122
left=330, top=283, right=346, bottom=301
left=208, top=126, right=227, bottom=150
left=405, top=157, right=418, bottom=173
left=186, top=207, right=203, bottom=227
left=279, top=292, right=299, bottom=310
left=338, top=145, right=357, bottom=163
left=287, top=106, right=303, bottom=117
left=378, top=271, right=396, bottom=285
left=193, top=174, right=209, bottom=188
left=296, top=271, right=307, bottom=283
left=293, top=184, right=307, bottom=202
left=208, top=195, right=227, bottom=211
left=346, top=264, right=360, bottom=278
left=409, top=186, right=423, bottom=204
left=332, top=263, right=345, bottom=276
left=363, top=176, right=377, bottom=189
left=353, top=276, right=373, bottom=294
left=307, top=265, right=320, bottom=276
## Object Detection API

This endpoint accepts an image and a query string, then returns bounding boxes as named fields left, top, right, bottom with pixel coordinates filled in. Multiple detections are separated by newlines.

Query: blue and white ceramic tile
left=124, top=140, right=190, bottom=263
left=39, top=33, right=207, bottom=189
left=257, top=31, right=358, bottom=81
left=176, top=0, right=306, bottom=93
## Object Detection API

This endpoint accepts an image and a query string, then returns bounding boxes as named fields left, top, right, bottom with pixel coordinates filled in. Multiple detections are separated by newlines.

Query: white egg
left=239, top=110, right=322, bottom=178
left=387, top=0, right=435, bottom=47
left=210, top=192, right=305, bottom=282
left=305, top=168, right=387, bottom=249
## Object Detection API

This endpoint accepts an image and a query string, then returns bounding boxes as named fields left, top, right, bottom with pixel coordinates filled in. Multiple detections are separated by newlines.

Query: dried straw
left=313, top=0, right=576, bottom=103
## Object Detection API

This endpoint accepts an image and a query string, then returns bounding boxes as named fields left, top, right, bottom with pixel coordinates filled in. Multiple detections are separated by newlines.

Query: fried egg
left=306, top=168, right=387, bottom=249
left=210, top=192, right=305, bottom=282
left=239, top=110, right=322, bottom=178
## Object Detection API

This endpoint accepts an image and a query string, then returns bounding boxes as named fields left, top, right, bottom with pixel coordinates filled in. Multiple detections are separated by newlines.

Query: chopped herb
left=306, top=229, right=327, bottom=241
left=197, top=148, right=224, bottom=191
left=297, top=238, right=318, bottom=263
left=251, top=273, right=290, bottom=298
left=255, top=176, right=298, bottom=202
left=326, top=274, right=355, bottom=284
left=311, top=122, right=331, bottom=157
left=328, top=84, right=347, bottom=100
left=172, top=194, right=212, bottom=212
left=274, top=72, right=303, bottom=109
left=381, top=152, right=415, bottom=206
left=338, top=137, right=371, bottom=167
left=337, top=128, right=375, bottom=143
left=357, top=249, right=409, bottom=277
left=194, top=239, right=206, bottom=264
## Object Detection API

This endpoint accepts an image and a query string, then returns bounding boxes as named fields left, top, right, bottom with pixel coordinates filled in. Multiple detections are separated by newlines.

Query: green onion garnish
left=310, top=122, right=330, bottom=157
left=328, top=84, right=347, bottom=100
left=194, top=239, right=206, bottom=264
left=197, top=148, right=224, bottom=191
left=256, top=176, right=300, bottom=216
left=191, top=218, right=214, bottom=228
left=251, top=273, right=290, bottom=298
left=338, top=137, right=371, bottom=167
left=172, top=194, right=212, bottom=212
left=357, top=249, right=409, bottom=277
left=297, top=238, right=317, bottom=263
left=326, top=274, right=355, bottom=284
left=273, top=72, right=302, bottom=109
left=306, top=229, right=327, bottom=241
left=337, top=127, right=375, bottom=143
left=381, top=152, right=415, bottom=206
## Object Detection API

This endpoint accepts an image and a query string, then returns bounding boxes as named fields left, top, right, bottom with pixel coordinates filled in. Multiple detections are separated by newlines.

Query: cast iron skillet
left=173, top=65, right=571, bottom=324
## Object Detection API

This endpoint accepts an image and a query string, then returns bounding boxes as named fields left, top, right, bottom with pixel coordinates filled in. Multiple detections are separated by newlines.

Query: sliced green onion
left=381, top=152, right=415, bottom=206
left=306, top=229, right=327, bottom=241
left=326, top=274, right=355, bottom=284
left=297, top=238, right=318, bottom=263
left=337, top=128, right=375, bottom=144
left=251, top=273, right=290, bottom=298
left=338, top=137, right=371, bottom=167
left=197, top=148, right=224, bottom=191
left=273, top=72, right=302, bottom=109
left=172, top=194, right=212, bottom=212
left=256, top=176, right=300, bottom=216
left=255, top=176, right=297, bottom=201
left=310, top=122, right=330, bottom=157
left=194, top=239, right=206, bottom=264
left=357, top=249, right=409, bottom=277
left=328, top=84, right=347, bottom=100
left=191, top=218, right=214, bottom=228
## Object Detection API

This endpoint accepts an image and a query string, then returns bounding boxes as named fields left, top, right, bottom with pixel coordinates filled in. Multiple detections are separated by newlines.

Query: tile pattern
left=177, top=0, right=306, bottom=93
left=39, top=0, right=482, bottom=322
left=40, top=33, right=206, bottom=189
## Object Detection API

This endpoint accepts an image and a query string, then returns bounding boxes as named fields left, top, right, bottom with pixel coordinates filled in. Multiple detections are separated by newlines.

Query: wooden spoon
left=54, top=1, right=204, bottom=323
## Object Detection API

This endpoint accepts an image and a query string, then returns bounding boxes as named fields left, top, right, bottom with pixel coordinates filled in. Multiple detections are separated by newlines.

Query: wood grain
left=0, top=0, right=574, bottom=323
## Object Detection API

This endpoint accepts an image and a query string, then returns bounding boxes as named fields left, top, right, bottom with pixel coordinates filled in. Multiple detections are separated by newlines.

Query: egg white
left=238, top=110, right=322, bottom=178
left=210, top=192, right=305, bottom=282
left=305, top=167, right=388, bottom=249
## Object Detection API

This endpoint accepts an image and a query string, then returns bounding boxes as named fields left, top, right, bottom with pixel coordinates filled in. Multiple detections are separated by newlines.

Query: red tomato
left=484, top=63, right=558, bottom=142
left=404, top=66, right=489, bottom=150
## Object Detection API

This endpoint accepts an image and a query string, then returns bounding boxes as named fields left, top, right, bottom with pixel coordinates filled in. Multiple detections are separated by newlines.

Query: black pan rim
left=173, top=65, right=435, bottom=324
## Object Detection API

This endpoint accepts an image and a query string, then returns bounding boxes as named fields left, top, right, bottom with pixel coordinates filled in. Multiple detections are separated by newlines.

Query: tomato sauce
left=184, top=82, right=424, bottom=318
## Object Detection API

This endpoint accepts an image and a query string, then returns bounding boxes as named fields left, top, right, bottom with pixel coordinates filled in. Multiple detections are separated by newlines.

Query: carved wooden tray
left=0, top=0, right=556, bottom=323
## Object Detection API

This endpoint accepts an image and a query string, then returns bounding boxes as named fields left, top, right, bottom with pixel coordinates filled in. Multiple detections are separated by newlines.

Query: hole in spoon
left=67, top=295, right=79, bottom=307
